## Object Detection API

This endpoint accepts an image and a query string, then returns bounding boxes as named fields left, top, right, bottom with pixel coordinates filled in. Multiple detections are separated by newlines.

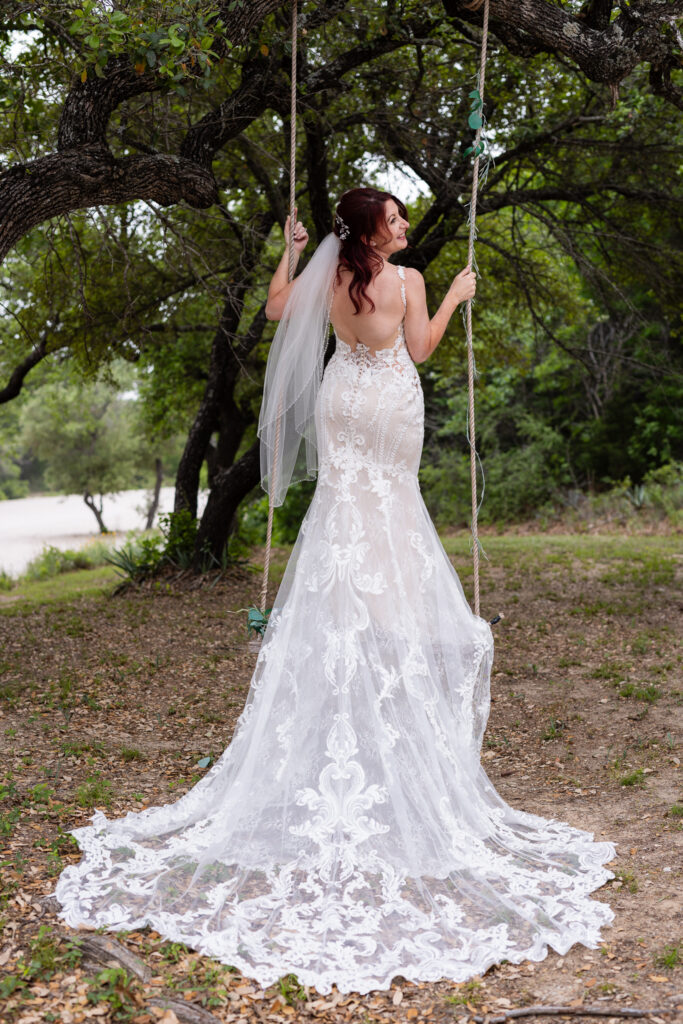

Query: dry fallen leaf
left=157, top=1012, right=180, bottom=1024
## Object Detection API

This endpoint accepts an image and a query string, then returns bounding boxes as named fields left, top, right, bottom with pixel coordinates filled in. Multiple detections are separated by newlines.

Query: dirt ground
left=0, top=532, right=681, bottom=1024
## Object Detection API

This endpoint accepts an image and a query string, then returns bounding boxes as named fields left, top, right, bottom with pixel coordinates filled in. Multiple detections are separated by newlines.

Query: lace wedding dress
left=53, top=265, right=615, bottom=994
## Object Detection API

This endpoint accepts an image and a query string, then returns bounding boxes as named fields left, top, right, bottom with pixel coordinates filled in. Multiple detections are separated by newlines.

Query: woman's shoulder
left=403, top=267, right=426, bottom=293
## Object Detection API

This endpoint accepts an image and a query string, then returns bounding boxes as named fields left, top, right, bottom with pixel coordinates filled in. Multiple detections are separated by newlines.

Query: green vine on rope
left=247, top=606, right=271, bottom=639
left=464, top=88, right=487, bottom=159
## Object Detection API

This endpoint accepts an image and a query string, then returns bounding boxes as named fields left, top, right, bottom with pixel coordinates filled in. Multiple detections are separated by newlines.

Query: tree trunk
left=173, top=292, right=246, bottom=518
left=145, top=458, right=163, bottom=530
left=83, top=491, right=108, bottom=533
left=174, top=214, right=273, bottom=519
left=192, top=441, right=261, bottom=569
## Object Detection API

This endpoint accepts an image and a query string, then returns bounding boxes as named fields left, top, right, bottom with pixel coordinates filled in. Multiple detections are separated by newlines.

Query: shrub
left=107, top=510, right=204, bottom=581
left=23, top=541, right=113, bottom=580
left=158, top=508, right=197, bottom=566
left=105, top=535, right=163, bottom=580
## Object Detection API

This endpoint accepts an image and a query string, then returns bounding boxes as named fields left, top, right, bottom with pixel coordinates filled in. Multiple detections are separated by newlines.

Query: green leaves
left=247, top=606, right=270, bottom=638
left=67, top=2, right=227, bottom=92
left=463, top=86, right=487, bottom=159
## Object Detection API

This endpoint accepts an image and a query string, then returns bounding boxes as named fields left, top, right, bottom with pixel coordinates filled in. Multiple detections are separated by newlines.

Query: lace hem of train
left=54, top=822, right=615, bottom=996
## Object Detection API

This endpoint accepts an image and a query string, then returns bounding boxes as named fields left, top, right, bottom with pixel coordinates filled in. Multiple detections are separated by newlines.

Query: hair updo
left=333, top=186, right=407, bottom=314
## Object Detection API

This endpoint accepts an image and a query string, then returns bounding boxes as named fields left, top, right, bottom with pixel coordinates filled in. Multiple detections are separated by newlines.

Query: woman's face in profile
left=371, top=199, right=409, bottom=256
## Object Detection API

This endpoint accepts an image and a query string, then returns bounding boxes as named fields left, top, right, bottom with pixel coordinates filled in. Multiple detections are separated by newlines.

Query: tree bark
left=83, top=491, right=108, bottom=533
left=0, top=336, right=49, bottom=405
left=145, top=458, right=163, bottom=530
left=1, top=9, right=440, bottom=266
left=192, top=441, right=261, bottom=569
left=173, top=220, right=273, bottom=521
left=442, top=0, right=682, bottom=106
left=0, top=147, right=218, bottom=263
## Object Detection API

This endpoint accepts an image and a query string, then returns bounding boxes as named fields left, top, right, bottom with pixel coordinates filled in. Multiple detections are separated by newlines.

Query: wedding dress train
left=53, top=265, right=615, bottom=994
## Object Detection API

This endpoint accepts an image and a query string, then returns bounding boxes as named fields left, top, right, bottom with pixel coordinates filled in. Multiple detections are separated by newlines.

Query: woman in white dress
left=53, top=187, right=615, bottom=995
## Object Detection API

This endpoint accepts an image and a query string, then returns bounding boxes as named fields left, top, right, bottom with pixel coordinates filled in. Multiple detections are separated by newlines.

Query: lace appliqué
left=53, top=261, right=616, bottom=996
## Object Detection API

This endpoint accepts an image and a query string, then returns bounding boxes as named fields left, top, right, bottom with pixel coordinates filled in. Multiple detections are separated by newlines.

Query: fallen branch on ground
left=460, top=1005, right=676, bottom=1023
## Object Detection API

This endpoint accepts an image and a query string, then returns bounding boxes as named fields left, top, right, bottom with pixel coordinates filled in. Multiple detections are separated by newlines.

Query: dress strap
left=396, top=265, right=406, bottom=314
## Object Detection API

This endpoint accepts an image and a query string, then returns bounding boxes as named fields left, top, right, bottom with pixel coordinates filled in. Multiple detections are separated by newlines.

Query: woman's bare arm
left=404, top=266, right=476, bottom=364
left=265, top=214, right=309, bottom=321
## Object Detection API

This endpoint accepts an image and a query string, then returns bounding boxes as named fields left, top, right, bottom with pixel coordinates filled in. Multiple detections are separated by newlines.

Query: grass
left=22, top=542, right=115, bottom=581
left=616, top=682, right=661, bottom=703
left=0, top=566, right=118, bottom=613
left=0, top=925, right=83, bottom=999
left=85, top=966, right=141, bottom=1017
left=277, top=973, right=307, bottom=1005
left=613, top=868, right=639, bottom=893
left=444, top=979, right=483, bottom=1006
left=542, top=717, right=565, bottom=741
left=591, top=661, right=624, bottom=681
left=654, top=943, right=681, bottom=970
left=120, top=746, right=144, bottom=762
left=441, top=532, right=681, bottom=569
left=619, top=768, right=646, bottom=787
left=60, top=740, right=102, bottom=758
left=75, top=773, right=114, bottom=809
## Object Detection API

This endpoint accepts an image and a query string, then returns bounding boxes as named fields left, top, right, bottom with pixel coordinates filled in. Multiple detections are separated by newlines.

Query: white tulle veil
left=258, top=232, right=341, bottom=507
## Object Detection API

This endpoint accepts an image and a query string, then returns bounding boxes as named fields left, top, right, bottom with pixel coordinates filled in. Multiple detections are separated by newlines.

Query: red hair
left=334, top=187, right=408, bottom=314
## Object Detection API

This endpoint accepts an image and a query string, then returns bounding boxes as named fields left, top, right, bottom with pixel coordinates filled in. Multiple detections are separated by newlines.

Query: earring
left=370, top=241, right=376, bottom=247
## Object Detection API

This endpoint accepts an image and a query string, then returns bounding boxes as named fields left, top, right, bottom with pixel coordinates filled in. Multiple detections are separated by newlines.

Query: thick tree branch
left=480, top=182, right=673, bottom=215
left=0, top=146, right=218, bottom=263
left=443, top=0, right=679, bottom=92
left=0, top=336, right=49, bottom=404
left=181, top=16, right=439, bottom=166
left=57, top=56, right=159, bottom=149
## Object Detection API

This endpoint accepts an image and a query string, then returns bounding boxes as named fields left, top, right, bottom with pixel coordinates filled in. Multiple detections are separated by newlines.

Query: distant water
left=0, top=487, right=208, bottom=577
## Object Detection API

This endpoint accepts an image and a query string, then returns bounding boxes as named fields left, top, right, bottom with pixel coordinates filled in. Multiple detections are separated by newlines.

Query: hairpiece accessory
left=335, top=212, right=350, bottom=240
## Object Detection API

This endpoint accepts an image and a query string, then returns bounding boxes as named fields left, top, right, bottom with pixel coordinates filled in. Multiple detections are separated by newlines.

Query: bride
left=53, top=186, right=615, bottom=995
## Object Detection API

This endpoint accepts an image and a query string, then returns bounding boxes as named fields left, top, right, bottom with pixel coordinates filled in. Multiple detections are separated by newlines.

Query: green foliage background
left=0, top=0, right=681, bottom=539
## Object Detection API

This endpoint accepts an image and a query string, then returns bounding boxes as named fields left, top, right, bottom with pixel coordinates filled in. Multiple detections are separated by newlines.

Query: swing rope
left=464, top=0, right=490, bottom=618
left=256, top=0, right=491, bottom=626
left=259, top=0, right=298, bottom=617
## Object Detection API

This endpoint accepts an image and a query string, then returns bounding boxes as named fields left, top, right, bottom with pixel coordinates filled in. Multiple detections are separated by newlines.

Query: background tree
left=19, top=371, right=158, bottom=531
left=1, top=1, right=680, bottom=567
